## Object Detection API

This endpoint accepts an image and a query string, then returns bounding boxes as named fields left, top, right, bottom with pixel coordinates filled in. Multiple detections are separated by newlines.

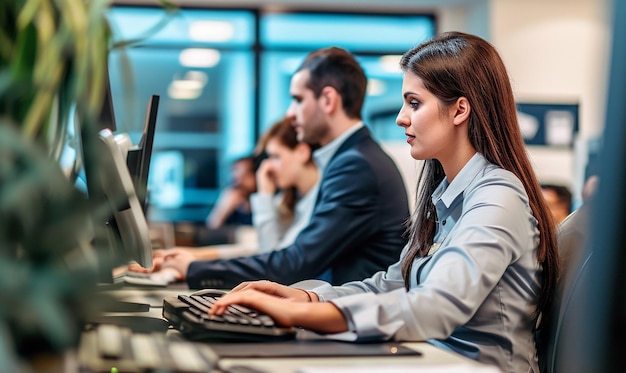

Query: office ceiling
left=112, top=0, right=484, bottom=12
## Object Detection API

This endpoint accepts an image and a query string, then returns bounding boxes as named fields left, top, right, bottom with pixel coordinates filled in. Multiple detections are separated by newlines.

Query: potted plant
left=0, top=0, right=116, bottom=370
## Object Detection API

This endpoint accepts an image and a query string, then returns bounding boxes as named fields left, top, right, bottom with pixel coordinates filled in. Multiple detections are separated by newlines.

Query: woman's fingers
left=226, top=280, right=311, bottom=302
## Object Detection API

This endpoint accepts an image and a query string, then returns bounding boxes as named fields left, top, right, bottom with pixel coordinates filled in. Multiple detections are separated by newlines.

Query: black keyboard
left=78, top=324, right=217, bottom=373
left=162, top=290, right=297, bottom=342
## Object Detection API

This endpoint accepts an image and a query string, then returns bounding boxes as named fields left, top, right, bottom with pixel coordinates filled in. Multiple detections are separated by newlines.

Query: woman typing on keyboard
left=210, top=32, right=559, bottom=373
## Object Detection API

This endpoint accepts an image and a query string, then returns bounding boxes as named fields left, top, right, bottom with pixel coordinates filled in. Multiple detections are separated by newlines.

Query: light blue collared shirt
left=312, top=122, right=364, bottom=176
left=313, top=153, right=542, bottom=373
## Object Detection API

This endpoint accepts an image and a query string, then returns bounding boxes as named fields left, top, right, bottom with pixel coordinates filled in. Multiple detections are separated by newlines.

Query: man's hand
left=128, top=248, right=189, bottom=273
left=160, top=249, right=197, bottom=280
left=206, top=187, right=247, bottom=228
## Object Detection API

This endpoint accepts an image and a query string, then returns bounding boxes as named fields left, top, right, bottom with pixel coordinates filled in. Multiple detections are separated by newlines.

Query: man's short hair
left=297, top=47, right=367, bottom=119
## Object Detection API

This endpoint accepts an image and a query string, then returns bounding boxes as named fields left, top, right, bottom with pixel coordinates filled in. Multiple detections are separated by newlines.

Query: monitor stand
left=99, top=289, right=151, bottom=312
left=88, top=283, right=170, bottom=334
left=88, top=310, right=170, bottom=334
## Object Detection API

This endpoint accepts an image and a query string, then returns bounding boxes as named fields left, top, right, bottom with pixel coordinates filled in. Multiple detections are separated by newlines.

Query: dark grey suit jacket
left=187, top=127, right=410, bottom=289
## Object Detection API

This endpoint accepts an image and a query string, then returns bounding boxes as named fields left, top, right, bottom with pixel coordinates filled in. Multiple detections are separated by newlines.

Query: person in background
left=209, top=32, right=559, bottom=373
left=251, top=116, right=320, bottom=253
left=160, top=46, right=410, bottom=289
left=581, top=175, right=599, bottom=203
left=140, top=117, right=320, bottom=266
left=205, top=155, right=257, bottom=229
left=552, top=174, right=597, bottom=275
left=541, top=183, right=573, bottom=225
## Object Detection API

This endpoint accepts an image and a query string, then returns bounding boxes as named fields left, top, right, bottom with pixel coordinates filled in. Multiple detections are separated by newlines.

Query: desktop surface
left=78, top=285, right=499, bottom=373
left=77, top=325, right=496, bottom=373
left=196, top=329, right=494, bottom=373
left=217, top=343, right=498, bottom=373
left=103, top=287, right=193, bottom=308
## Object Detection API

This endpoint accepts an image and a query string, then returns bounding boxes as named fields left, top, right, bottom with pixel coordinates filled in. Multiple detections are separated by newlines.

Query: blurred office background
left=102, top=0, right=610, bottom=226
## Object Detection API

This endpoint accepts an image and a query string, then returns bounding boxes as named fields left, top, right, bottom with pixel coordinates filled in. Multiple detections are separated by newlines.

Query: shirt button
left=442, top=219, right=446, bottom=225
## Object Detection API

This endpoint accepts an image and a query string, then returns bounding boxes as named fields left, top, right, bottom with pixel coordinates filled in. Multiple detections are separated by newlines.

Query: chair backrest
left=538, top=202, right=593, bottom=373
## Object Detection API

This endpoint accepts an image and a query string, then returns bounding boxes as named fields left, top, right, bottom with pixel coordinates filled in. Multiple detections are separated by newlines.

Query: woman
left=251, top=116, right=320, bottom=253
left=209, top=32, right=559, bottom=373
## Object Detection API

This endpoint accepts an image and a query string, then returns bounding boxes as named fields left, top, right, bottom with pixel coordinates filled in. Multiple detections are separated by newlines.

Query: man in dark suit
left=163, top=47, right=410, bottom=289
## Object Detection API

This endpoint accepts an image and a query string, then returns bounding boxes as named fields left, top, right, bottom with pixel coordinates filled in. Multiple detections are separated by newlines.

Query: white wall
left=489, top=0, right=612, bottom=205
left=382, top=141, right=422, bottom=211
left=383, top=0, right=612, bottom=208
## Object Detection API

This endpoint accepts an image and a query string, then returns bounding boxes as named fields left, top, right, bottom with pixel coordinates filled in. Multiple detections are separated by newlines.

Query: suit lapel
left=314, top=126, right=371, bottom=205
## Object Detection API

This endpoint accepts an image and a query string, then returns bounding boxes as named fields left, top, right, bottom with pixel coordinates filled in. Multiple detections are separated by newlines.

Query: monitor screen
left=126, top=95, right=159, bottom=213
left=99, top=81, right=117, bottom=132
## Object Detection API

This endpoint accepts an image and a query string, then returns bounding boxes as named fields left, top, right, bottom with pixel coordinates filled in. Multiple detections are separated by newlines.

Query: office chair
left=537, top=202, right=594, bottom=373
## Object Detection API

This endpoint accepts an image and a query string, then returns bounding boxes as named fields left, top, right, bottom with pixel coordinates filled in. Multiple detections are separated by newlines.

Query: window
left=106, top=7, right=435, bottom=222
left=259, top=12, right=436, bottom=138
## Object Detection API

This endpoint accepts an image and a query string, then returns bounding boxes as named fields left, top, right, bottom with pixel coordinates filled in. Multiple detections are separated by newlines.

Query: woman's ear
left=452, top=97, right=471, bottom=126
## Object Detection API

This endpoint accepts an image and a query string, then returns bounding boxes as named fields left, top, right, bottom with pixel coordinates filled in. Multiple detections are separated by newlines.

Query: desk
left=216, top=342, right=497, bottom=373
left=160, top=327, right=496, bottom=373
left=84, top=287, right=499, bottom=373
left=103, top=287, right=193, bottom=308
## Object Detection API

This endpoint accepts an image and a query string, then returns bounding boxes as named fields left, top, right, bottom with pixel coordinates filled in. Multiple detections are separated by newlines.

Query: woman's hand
left=256, top=160, right=277, bottom=195
left=209, top=287, right=348, bottom=334
left=229, top=280, right=319, bottom=302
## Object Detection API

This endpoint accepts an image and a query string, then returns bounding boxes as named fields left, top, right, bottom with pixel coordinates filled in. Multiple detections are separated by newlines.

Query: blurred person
left=252, top=116, right=321, bottom=253
left=159, top=46, right=410, bottom=288
left=541, top=183, right=573, bottom=224
left=205, top=155, right=257, bottom=229
left=209, top=32, right=559, bottom=373
left=581, top=175, right=599, bottom=203
left=136, top=117, right=320, bottom=268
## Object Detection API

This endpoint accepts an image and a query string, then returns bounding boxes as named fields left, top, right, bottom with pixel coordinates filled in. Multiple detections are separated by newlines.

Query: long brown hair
left=255, top=117, right=319, bottom=223
left=399, top=32, right=559, bottom=319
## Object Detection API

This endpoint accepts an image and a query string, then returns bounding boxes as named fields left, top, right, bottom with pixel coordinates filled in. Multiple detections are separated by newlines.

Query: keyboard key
left=130, top=333, right=162, bottom=366
left=169, top=342, right=211, bottom=372
left=96, top=324, right=124, bottom=359
left=78, top=325, right=219, bottom=373
left=229, top=303, right=257, bottom=315
left=179, top=295, right=210, bottom=313
left=256, top=315, right=275, bottom=327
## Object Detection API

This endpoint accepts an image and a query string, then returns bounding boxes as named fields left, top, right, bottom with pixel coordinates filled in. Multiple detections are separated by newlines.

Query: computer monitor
left=78, top=93, right=161, bottom=284
left=126, top=95, right=159, bottom=213
left=99, top=79, right=117, bottom=132
left=91, top=128, right=153, bottom=272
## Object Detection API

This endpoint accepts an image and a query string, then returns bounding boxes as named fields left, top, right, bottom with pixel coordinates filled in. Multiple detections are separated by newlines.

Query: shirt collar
left=313, top=121, right=364, bottom=172
left=432, top=152, right=489, bottom=208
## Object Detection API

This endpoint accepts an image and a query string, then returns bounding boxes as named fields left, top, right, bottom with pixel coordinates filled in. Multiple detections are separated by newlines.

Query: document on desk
left=297, top=364, right=501, bottom=373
